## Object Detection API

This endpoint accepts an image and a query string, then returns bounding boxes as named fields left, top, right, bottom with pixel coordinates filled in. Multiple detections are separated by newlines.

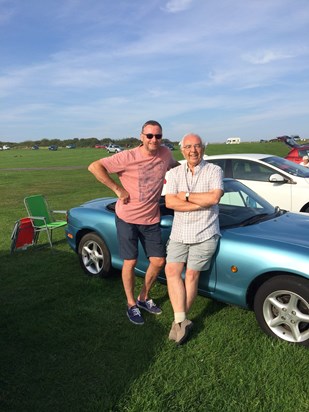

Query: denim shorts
left=115, top=215, right=165, bottom=260
left=166, top=235, right=219, bottom=271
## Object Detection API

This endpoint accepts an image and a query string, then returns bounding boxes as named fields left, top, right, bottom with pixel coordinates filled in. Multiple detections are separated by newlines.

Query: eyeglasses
left=142, top=133, right=163, bottom=140
left=182, top=143, right=203, bottom=150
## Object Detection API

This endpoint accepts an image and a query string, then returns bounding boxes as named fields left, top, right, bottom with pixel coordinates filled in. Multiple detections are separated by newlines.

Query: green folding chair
left=24, top=194, right=67, bottom=248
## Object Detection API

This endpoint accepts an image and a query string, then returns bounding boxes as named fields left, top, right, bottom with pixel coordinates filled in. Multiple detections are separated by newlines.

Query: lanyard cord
left=184, top=162, right=203, bottom=192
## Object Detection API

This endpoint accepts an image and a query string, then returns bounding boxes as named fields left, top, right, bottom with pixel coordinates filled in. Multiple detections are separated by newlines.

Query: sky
left=1, top=0, right=309, bottom=143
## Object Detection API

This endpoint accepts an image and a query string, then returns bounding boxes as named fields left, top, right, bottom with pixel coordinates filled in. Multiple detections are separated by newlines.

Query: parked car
left=162, top=143, right=175, bottom=150
left=66, top=178, right=309, bottom=346
left=286, top=146, right=309, bottom=163
left=66, top=144, right=76, bottom=149
left=95, top=144, right=107, bottom=149
left=2, top=145, right=11, bottom=150
left=277, top=135, right=309, bottom=163
left=107, top=144, right=123, bottom=153
left=201, top=153, right=309, bottom=213
left=226, top=137, right=241, bottom=144
left=31, top=145, right=39, bottom=150
left=48, top=145, right=58, bottom=151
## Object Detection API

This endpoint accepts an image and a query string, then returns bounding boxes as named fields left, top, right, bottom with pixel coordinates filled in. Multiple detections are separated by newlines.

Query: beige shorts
left=166, top=235, right=219, bottom=271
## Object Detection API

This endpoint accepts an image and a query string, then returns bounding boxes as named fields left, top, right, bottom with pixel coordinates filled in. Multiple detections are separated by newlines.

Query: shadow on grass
left=0, top=246, right=166, bottom=412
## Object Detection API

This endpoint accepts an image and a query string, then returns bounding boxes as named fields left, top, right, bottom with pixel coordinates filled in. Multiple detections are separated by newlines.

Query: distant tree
left=1, top=136, right=179, bottom=148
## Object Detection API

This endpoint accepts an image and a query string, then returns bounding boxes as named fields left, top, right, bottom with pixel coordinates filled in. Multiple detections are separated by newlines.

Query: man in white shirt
left=164, top=133, right=224, bottom=344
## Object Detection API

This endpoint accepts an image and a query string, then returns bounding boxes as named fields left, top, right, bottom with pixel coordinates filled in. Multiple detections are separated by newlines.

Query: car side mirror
left=269, top=173, right=286, bottom=183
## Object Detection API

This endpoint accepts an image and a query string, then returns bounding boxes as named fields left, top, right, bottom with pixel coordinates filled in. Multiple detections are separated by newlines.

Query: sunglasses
left=142, top=133, right=163, bottom=140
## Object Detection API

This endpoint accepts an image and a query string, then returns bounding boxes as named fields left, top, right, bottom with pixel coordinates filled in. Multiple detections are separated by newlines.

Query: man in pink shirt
left=88, top=120, right=178, bottom=325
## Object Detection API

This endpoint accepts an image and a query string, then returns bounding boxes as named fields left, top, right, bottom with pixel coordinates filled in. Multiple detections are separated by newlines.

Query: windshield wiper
left=239, top=213, right=269, bottom=226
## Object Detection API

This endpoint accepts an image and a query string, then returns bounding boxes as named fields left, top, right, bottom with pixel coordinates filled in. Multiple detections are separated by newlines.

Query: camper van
left=226, top=137, right=241, bottom=144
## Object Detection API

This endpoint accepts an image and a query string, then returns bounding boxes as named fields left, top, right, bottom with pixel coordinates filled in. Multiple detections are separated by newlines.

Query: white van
left=226, top=137, right=241, bottom=144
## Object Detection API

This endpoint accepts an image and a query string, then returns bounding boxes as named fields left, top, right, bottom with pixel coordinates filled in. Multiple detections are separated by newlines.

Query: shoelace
left=146, top=299, right=155, bottom=308
left=131, top=307, right=141, bottom=317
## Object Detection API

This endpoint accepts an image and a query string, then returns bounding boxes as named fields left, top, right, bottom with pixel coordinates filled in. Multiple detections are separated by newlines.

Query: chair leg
left=34, top=231, right=40, bottom=244
left=46, top=229, right=53, bottom=248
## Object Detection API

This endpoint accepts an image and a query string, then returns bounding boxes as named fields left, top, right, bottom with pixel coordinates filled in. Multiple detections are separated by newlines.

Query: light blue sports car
left=66, top=179, right=309, bottom=347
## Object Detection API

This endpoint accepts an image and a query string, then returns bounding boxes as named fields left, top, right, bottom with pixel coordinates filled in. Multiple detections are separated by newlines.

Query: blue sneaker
left=136, top=299, right=162, bottom=315
left=127, top=305, right=144, bottom=325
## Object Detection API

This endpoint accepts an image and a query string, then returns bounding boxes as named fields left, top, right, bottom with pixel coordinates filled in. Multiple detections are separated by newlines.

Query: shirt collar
left=185, top=158, right=206, bottom=172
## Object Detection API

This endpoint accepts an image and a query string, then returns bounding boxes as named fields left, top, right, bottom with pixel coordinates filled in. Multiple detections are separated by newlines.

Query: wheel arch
left=246, top=271, right=309, bottom=309
left=300, top=202, right=309, bottom=213
left=77, top=230, right=113, bottom=277
left=75, top=228, right=108, bottom=252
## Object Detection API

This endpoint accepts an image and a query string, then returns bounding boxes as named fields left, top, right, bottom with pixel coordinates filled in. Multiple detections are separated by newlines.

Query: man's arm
left=88, top=160, right=129, bottom=203
left=176, top=189, right=224, bottom=208
left=165, top=193, right=203, bottom=212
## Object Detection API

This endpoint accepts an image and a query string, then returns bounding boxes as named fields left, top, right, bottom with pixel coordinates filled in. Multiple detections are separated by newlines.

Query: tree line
left=0, top=136, right=176, bottom=148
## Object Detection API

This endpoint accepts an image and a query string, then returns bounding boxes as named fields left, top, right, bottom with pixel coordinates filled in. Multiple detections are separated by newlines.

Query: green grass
left=206, top=141, right=290, bottom=157
left=0, top=145, right=308, bottom=412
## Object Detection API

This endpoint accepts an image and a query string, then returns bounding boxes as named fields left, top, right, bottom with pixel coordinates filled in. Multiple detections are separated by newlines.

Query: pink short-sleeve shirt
left=101, top=145, right=175, bottom=224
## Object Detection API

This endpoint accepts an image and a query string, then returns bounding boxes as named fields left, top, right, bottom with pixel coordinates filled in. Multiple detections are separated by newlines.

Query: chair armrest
left=28, top=215, right=46, bottom=221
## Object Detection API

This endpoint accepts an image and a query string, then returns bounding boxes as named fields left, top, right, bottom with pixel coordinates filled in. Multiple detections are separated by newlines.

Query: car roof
left=204, top=153, right=275, bottom=160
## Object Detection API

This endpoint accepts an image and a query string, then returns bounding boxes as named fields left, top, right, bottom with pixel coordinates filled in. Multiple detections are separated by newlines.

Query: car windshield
left=262, top=156, right=309, bottom=177
left=219, top=179, right=280, bottom=228
left=298, top=149, right=309, bottom=157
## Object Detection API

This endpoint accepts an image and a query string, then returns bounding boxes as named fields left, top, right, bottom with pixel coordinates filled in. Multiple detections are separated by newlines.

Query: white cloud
left=243, top=50, right=295, bottom=65
left=163, top=0, right=194, bottom=13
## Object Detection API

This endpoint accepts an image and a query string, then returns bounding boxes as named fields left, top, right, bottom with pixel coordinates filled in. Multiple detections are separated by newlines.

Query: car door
left=230, top=159, right=293, bottom=210
left=208, top=159, right=293, bottom=211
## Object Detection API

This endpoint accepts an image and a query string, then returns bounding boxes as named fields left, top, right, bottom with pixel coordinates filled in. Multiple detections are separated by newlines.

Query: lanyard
left=184, top=161, right=203, bottom=192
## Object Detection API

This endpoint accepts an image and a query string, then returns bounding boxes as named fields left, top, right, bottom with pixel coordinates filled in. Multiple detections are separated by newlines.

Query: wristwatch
left=185, top=192, right=190, bottom=202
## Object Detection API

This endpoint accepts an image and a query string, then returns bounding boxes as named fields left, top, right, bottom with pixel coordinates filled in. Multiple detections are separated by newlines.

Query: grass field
left=1, top=143, right=308, bottom=412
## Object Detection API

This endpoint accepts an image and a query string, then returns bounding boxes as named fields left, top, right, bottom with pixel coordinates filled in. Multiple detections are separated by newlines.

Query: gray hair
left=179, top=133, right=206, bottom=149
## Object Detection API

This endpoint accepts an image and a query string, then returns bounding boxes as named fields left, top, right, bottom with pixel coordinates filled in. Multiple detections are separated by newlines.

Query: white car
left=204, top=153, right=309, bottom=213
left=107, top=144, right=123, bottom=153
left=163, top=154, right=309, bottom=212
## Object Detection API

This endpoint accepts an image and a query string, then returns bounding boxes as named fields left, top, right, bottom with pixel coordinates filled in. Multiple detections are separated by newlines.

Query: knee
left=123, top=259, right=137, bottom=270
left=186, top=269, right=200, bottom=283
left=150, top=256, right=165, bottom=270
left=165, top=263, right=182, bottom=280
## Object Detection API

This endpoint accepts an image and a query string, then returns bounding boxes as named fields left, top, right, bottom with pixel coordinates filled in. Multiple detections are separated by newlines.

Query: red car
left=277, top=136, right=309, bottom=163
left=95, top=144, right=107, bottom=149
left=285, top=146, right=309, bottom=163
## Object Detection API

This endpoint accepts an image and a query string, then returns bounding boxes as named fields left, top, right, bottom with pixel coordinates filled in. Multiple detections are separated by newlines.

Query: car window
left=262, top=156, right=309, bottom=177
left=298, top=149, right=309, bottom=157
left=208, top=159, right=226, bottom=174
left=219, top=179, right=276, bottom=228
left=220, top=188, right=264, bottom=209
left=231, top=160, right=272, bottom=181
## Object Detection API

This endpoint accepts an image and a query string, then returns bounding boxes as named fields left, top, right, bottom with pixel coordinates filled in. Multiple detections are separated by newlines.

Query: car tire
left=302, top=204, right=309, bottom=213
left=254, top=275, right=309, bottom=346
left=78, top=232, right=111, bottom=277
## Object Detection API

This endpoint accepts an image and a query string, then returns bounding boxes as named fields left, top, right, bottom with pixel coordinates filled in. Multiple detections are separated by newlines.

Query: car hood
left=228, top=212, right=309, bottom=249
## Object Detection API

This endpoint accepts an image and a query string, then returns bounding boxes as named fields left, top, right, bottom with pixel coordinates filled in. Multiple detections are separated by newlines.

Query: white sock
left=174, top=312, right=186, bottom=324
